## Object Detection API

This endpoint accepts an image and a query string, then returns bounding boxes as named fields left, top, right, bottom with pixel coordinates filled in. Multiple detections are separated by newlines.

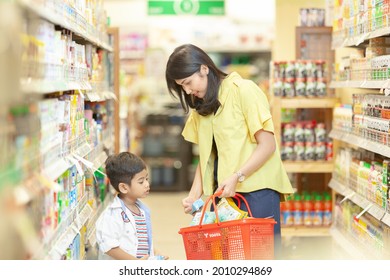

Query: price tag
left=382, top=213, right=390, bottom=226
left=368, top=204, right=385, bottom=220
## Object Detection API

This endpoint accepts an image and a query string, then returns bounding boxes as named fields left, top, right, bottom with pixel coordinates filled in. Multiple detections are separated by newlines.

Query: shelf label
left=382, top=213, right=390, bottom=226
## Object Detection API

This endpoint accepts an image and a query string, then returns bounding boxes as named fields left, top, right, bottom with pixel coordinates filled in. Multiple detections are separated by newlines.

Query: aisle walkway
left=144, top=191, right=351, bottom=260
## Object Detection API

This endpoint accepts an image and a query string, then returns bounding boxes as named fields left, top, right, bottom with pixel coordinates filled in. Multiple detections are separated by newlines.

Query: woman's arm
left=217, top=129, right=276, bottom=197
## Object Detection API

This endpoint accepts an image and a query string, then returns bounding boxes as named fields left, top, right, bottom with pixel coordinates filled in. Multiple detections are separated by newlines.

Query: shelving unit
left=328, top=1, right=390, bottom=259
left=270, top=26, right=337, bottom=236
left=0, top=1, right=119, bottom=260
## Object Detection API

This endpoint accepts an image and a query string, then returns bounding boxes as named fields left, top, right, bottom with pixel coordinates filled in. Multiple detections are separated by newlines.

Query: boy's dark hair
left=104, top=152, right=147, bottom=192
left=165, top=44, right=227, bottom=116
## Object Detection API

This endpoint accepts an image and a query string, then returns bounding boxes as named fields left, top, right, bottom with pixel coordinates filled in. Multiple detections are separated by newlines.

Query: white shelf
left=329, top=80, right=390, bottom=89
left=329, top=129, right=390, bottom=158
left=328, top=178, right=387, bottom=222
left=332, top=26, right=390, bottom=49
left=329, top=227, right=367, bottom=259
left=18, top=0, right=113, bottom=52
left=20, top=79, right=92, bottom=95
left=49, top=203, right=93, bottom=260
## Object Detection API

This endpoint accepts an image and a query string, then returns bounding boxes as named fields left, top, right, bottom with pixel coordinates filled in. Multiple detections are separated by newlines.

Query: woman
left=165, top=44, right=293, bottom=259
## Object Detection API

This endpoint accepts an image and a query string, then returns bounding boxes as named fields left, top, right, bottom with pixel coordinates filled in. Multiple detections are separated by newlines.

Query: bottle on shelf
left=303, top=192, right=314, bottom=226
left=313, top=193, right=324, bottom=226
left=323, top=192, right=332, bottom=226
left=282, top=195, right=294, bottom=226
left=293, top=193, right=303, bottom=226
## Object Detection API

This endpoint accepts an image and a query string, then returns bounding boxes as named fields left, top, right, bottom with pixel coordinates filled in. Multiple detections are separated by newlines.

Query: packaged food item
left=216, top=197, right=248, bottom=222
left=190, top=198, right=204, bottom=214
left=190, top=211, right=216, bottom=226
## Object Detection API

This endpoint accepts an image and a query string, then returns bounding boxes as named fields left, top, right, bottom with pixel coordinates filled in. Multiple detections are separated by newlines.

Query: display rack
left=328, top=1, right=390, bottom=259
left=0, top=1, right=119, bottom=260
left=270, top=26, right=337, bottom=236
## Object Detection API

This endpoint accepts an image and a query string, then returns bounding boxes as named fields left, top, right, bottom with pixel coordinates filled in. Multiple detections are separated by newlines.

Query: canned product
left=294, top=142, right=305, bottom=161
left=306, top=77, right=316, bottom=97
left=282, top=142, right=295, bottom=161
left=326, top=141, right=333, bottom=161
left=285, top=61, right=296, bottom=78
left=283, top=123, right=295, bottom=142
left=295, top=60, right=307, bottom=78
left=283, top=78, right=295, bottom=97
left=315, top=60, right=325, bottom=78
left=304, top=122, right=315, bottom=142
left=315, top=123, right=326, bottom=143
left=294, top=122, right=305, bottom=142
left=273, top=79, right=284, bottom=97
left=316, top=77, right=326, bottom=97
left=315, top=142, right=326, bottom=160
left=295, top=78, right=306, bottom=97
left=305, top=142, right=316, bottom=160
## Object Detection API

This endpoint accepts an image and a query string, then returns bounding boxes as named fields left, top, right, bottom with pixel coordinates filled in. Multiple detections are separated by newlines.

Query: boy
left=96, top=152, right=167, bottom=260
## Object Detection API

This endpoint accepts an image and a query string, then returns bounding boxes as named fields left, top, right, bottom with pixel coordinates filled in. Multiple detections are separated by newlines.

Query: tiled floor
left=144, top=191, right=352, bottom=260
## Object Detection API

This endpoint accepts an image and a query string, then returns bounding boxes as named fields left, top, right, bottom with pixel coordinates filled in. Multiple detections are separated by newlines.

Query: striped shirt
left=131, top=208, right=149, bottom=258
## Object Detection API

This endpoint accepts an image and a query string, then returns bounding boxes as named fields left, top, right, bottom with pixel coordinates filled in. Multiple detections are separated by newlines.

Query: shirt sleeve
left=181, top=110, right=199, bottom=144
left=95, top=209, right=123, bottom=254
left=239, top=80, right=274, bottom=143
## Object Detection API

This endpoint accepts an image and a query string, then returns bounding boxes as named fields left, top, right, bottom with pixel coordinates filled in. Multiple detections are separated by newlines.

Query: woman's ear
left=201, top=64, right=209, bottom=75
left=118, top=182, right=129, bottom=193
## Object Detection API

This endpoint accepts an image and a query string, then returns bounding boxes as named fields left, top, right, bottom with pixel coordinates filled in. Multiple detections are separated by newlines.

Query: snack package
left=216, top=197, right=248, bottom=222
left=190, top=211, right=216, bottom=226
left=190, top=198, right=204, bottom=214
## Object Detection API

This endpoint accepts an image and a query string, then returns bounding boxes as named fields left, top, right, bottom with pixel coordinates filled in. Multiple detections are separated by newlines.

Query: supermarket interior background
left=0, top=0, right=390, bottom=261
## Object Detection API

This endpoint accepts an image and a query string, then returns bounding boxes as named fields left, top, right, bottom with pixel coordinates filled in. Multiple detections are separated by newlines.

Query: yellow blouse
left=182, top=72, right=293, bottom=197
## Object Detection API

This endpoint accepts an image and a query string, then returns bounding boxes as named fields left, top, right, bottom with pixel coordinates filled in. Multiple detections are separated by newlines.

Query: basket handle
left=197, top=190, right=253, bottom=228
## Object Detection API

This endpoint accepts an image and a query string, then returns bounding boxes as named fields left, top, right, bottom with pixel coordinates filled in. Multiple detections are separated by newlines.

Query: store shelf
left=278, top=97, right=339, bottom=108
left=328, top=178, right=387, bottom=222
left=332, top=26, right=390, bottom=50
left=281, top=226, right=330, bottom=237
left=20, top=79, right=92, bottom=95
left=329, top=227, right=367, bottom=259
left=329, top=80, right=390, bottom=89
left=329, top=129, right=390, bottom=158
left=49, top=203, right=93, bottom=260
left=18, top=0, right=113, bottom=51
left=283, top=161, right=334, bottom=173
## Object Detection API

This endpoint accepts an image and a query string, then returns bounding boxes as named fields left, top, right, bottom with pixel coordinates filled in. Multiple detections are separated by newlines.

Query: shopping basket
left=179, top=191, right=276, bottom=260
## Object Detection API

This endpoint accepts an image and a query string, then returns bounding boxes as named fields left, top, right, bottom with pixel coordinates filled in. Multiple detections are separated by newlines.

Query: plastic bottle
left=293, top=193, right=303, bottom=226
left=283, top=195, right=294, bottom=226
left=313, top=194, right=324, bottom=226
left=323, top=192, right=332, bottom=226
left=303, top=193, right=314, bottom=226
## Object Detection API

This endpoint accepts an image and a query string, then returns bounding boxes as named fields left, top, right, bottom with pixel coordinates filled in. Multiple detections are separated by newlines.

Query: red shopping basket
left=179, top=191, right=276, bottom=260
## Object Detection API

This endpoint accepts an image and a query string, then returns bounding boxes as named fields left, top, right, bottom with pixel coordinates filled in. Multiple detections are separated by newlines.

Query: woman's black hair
left=165, top=44, right=227, bottom=116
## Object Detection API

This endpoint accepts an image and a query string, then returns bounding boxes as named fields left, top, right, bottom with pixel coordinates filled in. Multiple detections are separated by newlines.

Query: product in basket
left=190, top=211, right=216, bottom=226
left=216, top=197, right=248, bottom=222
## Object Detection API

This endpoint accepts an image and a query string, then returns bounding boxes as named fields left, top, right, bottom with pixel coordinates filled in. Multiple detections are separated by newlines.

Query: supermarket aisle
left=144, top=192, right=352, bottom=260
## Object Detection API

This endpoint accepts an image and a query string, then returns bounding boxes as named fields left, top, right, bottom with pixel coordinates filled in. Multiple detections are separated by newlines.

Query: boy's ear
left=118, top=182, right=129, bottom=193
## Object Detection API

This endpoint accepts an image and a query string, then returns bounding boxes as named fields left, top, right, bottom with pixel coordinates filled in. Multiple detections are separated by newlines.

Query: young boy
left=96, top=152, right=167, bottom=260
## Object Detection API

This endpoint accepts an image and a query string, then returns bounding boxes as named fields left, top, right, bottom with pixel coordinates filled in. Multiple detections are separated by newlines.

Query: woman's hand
left=182, top=196, right=197, bottom=214
left=215, top=174, right=238, bottom=198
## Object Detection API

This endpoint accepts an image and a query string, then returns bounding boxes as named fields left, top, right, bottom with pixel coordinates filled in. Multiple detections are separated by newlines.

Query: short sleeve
left=182, top=110, right=199, bottom=144
left=239, top=80, right=274, bottom=143
left=95, top=210, right=123, bottom=253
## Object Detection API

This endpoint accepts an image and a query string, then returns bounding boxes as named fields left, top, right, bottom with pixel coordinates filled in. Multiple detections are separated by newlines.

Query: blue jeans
left=237, top=189, right=282, bottom=259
